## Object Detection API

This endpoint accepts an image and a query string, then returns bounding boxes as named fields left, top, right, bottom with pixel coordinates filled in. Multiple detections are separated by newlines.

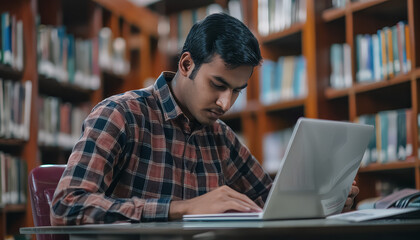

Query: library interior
left=0, top=0, right=420, bottom=239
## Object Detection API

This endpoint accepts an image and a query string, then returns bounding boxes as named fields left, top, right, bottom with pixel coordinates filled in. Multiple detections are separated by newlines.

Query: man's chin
left=197, top=116, right=218, bottom=126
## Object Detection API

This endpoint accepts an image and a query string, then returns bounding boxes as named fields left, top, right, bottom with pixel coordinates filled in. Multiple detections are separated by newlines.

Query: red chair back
left=28, top=165, right=68, bottom=240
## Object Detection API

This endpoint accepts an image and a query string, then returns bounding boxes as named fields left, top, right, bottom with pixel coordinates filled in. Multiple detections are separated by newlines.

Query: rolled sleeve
left=141, top=198, right=171, bottom=222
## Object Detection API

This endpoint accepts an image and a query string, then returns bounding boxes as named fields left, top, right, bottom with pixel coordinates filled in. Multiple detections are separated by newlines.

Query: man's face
left=180, top=54, right=253, bottom=125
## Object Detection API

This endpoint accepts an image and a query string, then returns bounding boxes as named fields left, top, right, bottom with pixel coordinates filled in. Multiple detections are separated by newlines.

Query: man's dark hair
left=181, top=13, right=262, bottom=80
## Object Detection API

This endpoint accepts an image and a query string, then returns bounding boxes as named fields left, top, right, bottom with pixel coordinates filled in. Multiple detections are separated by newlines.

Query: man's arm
left=219, top=123, right=273, bottom=207
left=168, top=185, right=262, bottom=219
left=50, top=100, right=170, bottom=225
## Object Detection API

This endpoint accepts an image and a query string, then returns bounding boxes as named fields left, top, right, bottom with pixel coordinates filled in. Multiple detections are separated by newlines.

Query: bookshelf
left=0, top=0, right=160, bottom=239
left=317, top=0, right=420, bottom=205
left=152, top=0, right=420, bottom=206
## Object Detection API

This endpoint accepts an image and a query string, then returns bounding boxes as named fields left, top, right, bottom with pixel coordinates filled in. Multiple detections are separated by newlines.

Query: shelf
left=327, top=73, right=412, bottom=107
left=0, top=64, right=23, bottom=80
left=102, top=70, right=126, bottom=84
left=38, top=75, right=93, bottom=103
left=414, top=68, right=420, bottom=78
left=92, top=0, right=160, bottom=37
left=350, top=0, right=389, bottom=13
left=322, top=7, right=346, bottom=22
left=325, top=87, right=350, bottom=99
left=353, top=73, right=412, bottom=94
left=263, top=98, right=306, bottom=113
left=260, top=22, right=304, bottom=45
left=39, top=144, right=73, bottom=152
left=0, top=138, right=26, bottom=147
left=0, top=204, right=26, bottom=213
left=359, top=161, right=417, bottom=173
left=147, top=0, right=215, bottom=15
left=351, top=0, right=407, bottom=21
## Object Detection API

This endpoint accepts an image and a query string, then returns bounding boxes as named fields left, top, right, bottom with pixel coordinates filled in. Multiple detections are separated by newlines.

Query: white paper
left=327, top=208, right=420, bottom=222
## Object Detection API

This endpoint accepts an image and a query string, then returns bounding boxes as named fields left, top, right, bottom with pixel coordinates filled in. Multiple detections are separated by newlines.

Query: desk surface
left=20, top=219, right=420, bottom=240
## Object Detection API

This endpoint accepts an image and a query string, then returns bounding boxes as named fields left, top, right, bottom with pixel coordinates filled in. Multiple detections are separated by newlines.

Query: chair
left=28, top=165, right=69, bottom=240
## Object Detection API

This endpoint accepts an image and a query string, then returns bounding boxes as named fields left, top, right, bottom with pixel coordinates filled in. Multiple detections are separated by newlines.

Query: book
left=405, top=24, right=411, bottom=72
left=2, top=12, right=12, bottom=65
left=330, top=43, right=344, bottom=88
left=329, top=188, right=420, bottom=222
left=327, top=208, right=420, bottom=222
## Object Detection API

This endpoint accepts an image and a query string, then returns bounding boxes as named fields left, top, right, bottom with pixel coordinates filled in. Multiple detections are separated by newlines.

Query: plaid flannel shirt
left=50, top=72, right=272, bottom=225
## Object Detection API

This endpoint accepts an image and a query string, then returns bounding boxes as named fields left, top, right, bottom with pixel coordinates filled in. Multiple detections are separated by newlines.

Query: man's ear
left=178, top=52, right=195, bottom=77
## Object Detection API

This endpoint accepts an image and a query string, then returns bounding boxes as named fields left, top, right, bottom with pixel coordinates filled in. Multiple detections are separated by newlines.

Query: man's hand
left=169, top=185, right=262, bottom=220
left=342, top=181, right=360, bottom=212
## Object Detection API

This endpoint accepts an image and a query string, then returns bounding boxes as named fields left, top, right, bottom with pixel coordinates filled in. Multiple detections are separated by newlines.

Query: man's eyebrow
left=213, top=76, right=248, bottom=89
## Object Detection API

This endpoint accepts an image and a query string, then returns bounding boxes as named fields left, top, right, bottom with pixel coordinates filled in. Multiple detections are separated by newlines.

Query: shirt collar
left=153, top=71, right=186, bottom=122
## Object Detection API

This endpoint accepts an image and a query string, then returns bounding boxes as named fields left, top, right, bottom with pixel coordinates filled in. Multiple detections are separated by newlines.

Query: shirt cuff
left=141, top=198, right=171, bottom=222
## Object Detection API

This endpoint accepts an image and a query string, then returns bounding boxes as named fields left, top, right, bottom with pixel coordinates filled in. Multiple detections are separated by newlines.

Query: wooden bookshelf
left=318, top=0, right=420, bottom=206
left=0, top=64, right=24, bottom=80
left=322, top=6, right=346, bottom=22
left=0, top=204, right=26, bottom=213
left=0, top=0, right=161, bottom=239
left=0, top=0, right=418, bottom=238
left=359, top=161, right=418, bottom=173
left=153, top=0, right=420, bottom=208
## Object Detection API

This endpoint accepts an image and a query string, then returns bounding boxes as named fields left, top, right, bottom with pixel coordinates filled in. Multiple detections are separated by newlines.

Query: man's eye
left=211, top=82, right=225, bottom=89
left=233, top=89, right=243, bottom=94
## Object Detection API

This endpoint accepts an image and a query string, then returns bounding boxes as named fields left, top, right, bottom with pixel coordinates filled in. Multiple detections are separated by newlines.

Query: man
left=51, top=13, right=358, bottom=225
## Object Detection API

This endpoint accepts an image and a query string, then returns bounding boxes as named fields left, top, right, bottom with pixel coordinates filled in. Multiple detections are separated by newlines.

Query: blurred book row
left=0, top=12, right=24, bottom=71
left=98, top=27, right=130, bottom=76
left=355, top=21, right=411, bottom=83
left=262, top=127, right=293, bottom=174
left=330, top=43, right=352, bottom=89
left=262, top=109, right=420, bottom=173
left=258, top=0, right=306, bottom=36
left=356, top=109, right=416, bottom=167
left=259, top=55, right=307, bottom=105
left=330, top=22, right=411, bottom=89
left=160, top=0, right=244, bottom=54
left=37, top=24, right=130, bottom=90
left=0, top=151, right=27, bottom=206
left=0, top=79, right=32, bottom=140
left=38, top=96, right=90, bottom=150
left=228, top=89, right=247, bottom=114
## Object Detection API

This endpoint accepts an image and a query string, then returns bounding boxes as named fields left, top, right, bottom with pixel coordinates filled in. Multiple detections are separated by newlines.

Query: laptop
left=183, top=118, right=374, bottom=221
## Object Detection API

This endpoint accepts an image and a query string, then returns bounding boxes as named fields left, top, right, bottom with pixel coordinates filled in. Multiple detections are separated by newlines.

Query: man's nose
left=216, top=90, right=232, bottom=112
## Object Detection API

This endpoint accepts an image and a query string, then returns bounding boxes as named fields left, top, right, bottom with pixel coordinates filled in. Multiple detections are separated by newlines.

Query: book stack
left=98, top=27, right=130, bottom=76
left=330, top=43, right=352, bottom=89
left=37, top=95, right=91, bottom=150
left=262, top=127, right=294, bottom=174
left=0, top=152, right=27, bottom=206
left=355, top=21, right=411, bottom=83
left=356, top=109, right=414, bottom=166
left=0, top=79, right=31, bottom=140
left=258, top=0, right=306, bottom=36
left=227, top=89, right=247, bottom=113
left=37, top=25, right=100, bottom=90
left=259, top=55, right=307, bottom=105
left=0, top=12, right=24, bottom=71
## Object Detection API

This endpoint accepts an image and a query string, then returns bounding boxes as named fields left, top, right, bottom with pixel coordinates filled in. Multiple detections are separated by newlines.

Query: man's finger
left=226, top=188, right=262, bottom=211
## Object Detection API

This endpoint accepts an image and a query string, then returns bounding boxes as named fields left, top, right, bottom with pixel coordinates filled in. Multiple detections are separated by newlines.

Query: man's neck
left=168, top=72, right=194, bottom=122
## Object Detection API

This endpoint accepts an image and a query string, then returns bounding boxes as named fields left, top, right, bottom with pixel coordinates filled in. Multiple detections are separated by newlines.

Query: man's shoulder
left=103, top=86, right=155, bottom=107
left=93, top=86, right=160, bottom=116
left=112, top=86, right=154, bottom=102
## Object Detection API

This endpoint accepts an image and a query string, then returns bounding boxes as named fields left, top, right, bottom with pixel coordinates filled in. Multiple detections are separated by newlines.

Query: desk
left=20, top=219, right=420, bottom=240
